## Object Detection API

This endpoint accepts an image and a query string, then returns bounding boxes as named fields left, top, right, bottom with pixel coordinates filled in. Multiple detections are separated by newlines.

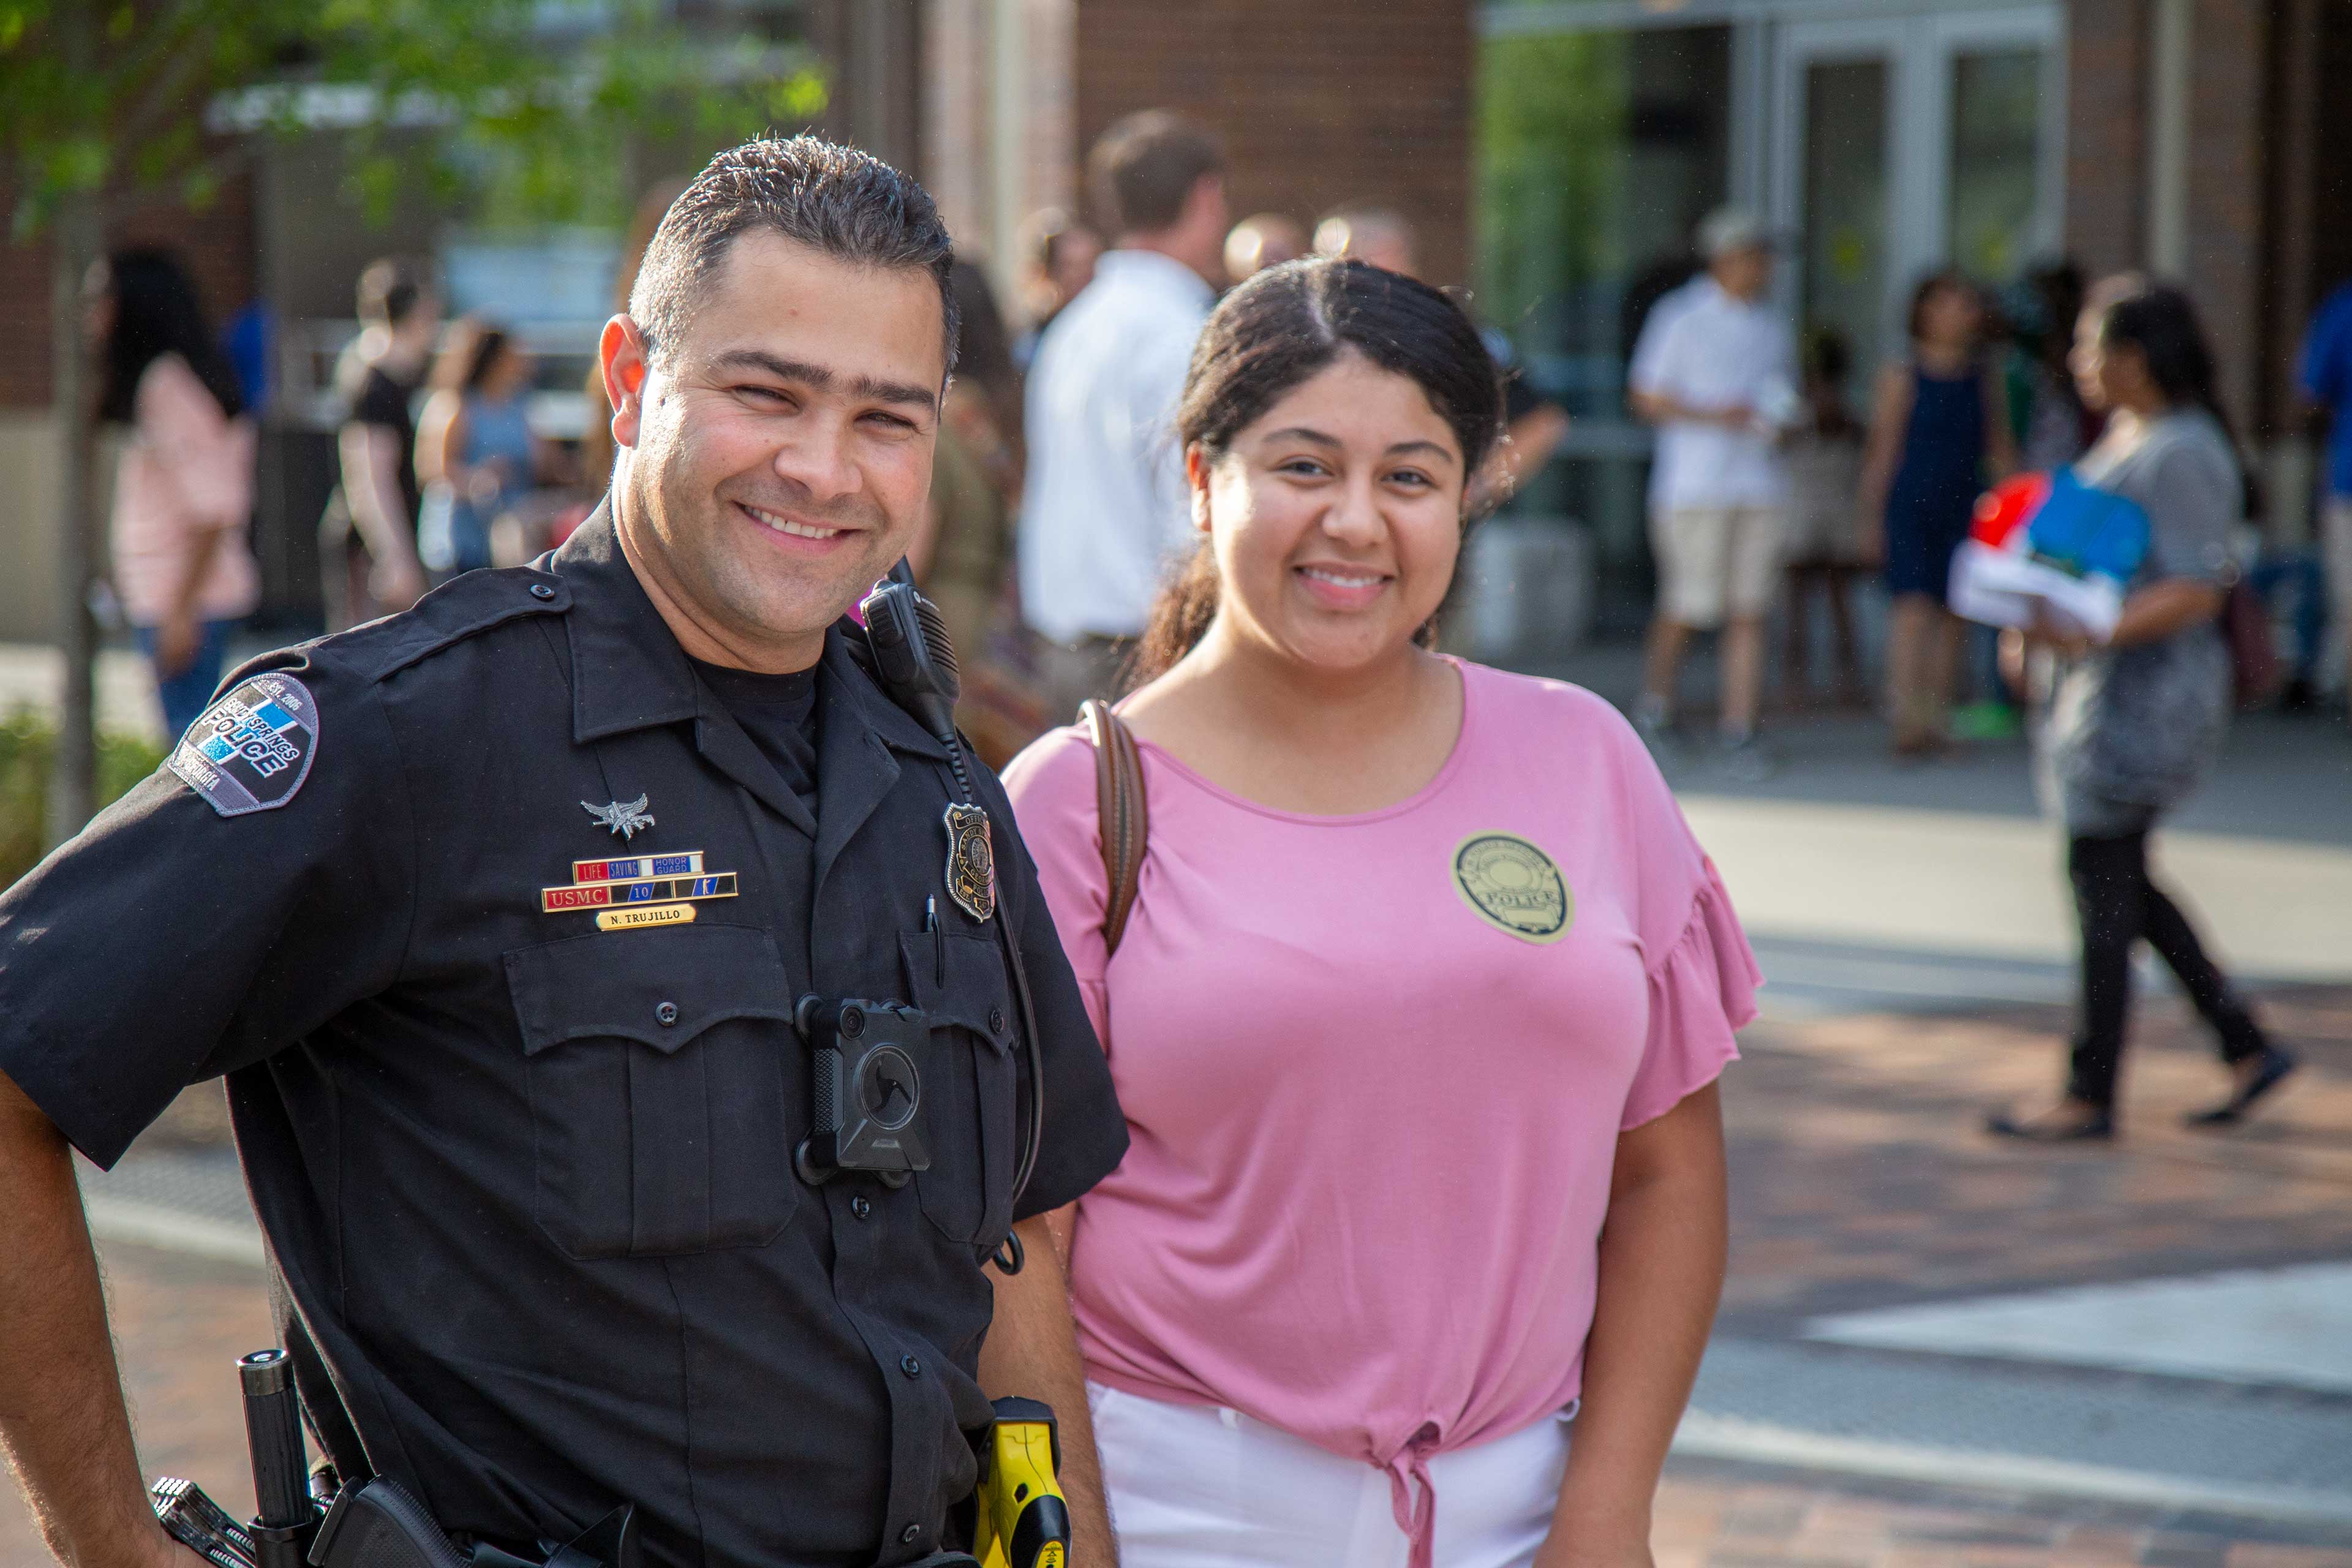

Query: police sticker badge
left=168, top=673, right=321, bottom=818
left=1452, top=832, right=1574, bottom=944
left=943, top=802, right=997, bottom=922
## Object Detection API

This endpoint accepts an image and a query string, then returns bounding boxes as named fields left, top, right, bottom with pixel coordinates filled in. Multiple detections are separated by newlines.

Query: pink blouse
left=110, top=353, right=259, bottom=627
left=1000, top=660, right=1758, bottom=1568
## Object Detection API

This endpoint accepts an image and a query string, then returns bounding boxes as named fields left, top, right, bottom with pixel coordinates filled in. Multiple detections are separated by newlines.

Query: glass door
left=1771, top=7, right=2064, bottom=385
left=1772, top=20, right=1905, bottom=398
left=1934, top=9, right=2067, bottom=293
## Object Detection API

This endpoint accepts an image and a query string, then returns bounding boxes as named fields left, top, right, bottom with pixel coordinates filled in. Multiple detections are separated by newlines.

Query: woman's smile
left=1293, top=562, right=1391, bottom=609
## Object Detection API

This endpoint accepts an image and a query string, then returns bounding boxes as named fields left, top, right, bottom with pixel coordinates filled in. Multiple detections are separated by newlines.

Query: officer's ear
left=601, top=314, right=650, bottom=450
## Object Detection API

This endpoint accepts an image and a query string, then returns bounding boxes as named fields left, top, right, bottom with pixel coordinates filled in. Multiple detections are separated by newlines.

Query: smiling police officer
left=0, top=138, right=1128, bottom=1568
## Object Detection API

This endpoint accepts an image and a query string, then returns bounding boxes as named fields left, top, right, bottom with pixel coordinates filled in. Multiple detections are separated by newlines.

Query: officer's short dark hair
left=1087, top=111, right=1223, bottom=238
left=356, top=258, right=432, bottom=329
left=630, top=135, right=958, bottom=377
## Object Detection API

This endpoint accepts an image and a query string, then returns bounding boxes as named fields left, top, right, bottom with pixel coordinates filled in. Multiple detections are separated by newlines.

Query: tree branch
left=99, top=0, right=237, bottom=107
left=111, top=13, right=235, bottom=150
left=99, top=133, right=262, bottom=227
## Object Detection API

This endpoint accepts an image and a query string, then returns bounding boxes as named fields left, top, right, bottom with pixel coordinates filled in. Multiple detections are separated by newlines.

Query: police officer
left=0, top=138, right=1128, bottom=1568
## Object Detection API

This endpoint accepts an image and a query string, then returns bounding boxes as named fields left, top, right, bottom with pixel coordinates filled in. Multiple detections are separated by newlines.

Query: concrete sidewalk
left=1520, top=643, right=2352, bottom=983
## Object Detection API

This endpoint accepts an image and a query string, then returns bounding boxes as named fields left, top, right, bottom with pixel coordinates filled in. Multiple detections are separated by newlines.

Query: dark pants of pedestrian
left=2066, top=830, right=2267, bottom=1108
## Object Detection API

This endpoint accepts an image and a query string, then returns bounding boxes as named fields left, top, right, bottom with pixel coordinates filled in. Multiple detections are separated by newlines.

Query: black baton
left=238, top=1349, right=318, bottom=1568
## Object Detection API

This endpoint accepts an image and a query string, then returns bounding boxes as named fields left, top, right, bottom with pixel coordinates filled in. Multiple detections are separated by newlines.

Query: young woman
left=1989, top=277, right=2296, bottom=1140
left=415, top=319, right=560, bottom=576
left=91, top=247, right=260, bottom=740
left=1858, top=272, right=2017, bottom=755
left=1002, top=258, right=1758, bottom=1568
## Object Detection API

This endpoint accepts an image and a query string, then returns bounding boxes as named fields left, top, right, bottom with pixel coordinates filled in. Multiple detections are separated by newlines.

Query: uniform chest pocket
left=900, top=930, right=1019, bottom=1250
left=505, top=925, right=802, bottom=1261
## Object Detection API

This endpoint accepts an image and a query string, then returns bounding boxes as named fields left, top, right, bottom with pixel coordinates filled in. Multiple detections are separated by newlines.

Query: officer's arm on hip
left=0, top=649, right=411, bottom=1567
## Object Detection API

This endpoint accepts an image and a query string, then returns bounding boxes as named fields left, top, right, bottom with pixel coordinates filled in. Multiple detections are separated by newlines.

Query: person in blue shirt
left=2296, top=279, right=2352, bottom=722
left=415, top=318, right=567, bottom=577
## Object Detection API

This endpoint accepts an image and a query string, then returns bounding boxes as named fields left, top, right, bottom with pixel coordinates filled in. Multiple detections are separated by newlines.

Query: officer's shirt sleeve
left=978, top=765, right=1128, bottom=1220
left=0, top=650, right=412, bottom=1168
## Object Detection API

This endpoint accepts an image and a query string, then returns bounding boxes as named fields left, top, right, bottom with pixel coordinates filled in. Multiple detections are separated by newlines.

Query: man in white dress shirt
left=1019, top=110, right=1227, bottom=718
left=1629, top=208, right=1798, bottom=778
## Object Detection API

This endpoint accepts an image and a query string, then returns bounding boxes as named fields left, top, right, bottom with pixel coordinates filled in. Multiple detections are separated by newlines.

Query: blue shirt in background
left=2298, top=281, right=2352, bottom=499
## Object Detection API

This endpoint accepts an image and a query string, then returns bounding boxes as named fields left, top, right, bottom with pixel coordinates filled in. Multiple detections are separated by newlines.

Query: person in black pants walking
left=1990, top=277, right=2297, bottom=1141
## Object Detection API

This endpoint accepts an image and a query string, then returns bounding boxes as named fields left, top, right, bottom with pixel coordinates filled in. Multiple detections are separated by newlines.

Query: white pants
left=1088, top=1382, right=1575, bottom=1568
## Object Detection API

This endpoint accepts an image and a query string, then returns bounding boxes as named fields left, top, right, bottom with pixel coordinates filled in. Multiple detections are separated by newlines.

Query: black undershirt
left=689, top=658, right=822, bottom=810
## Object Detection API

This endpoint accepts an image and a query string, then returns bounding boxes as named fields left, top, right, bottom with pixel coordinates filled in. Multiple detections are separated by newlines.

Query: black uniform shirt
left=687, top=658, right=821, bottom=808
left=0, top=508, right=1128, bottom=1568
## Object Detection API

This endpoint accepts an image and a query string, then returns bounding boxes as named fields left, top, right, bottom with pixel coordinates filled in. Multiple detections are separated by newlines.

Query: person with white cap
left=1628, top=208, right=1799, bottom=778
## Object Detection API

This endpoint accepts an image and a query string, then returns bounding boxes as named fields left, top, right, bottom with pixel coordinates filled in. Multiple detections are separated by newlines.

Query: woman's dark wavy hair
left=431, top=317, right=516, bottom=396
left=1133, top=257, right=1502, bottom=681
left=96, top=247, right=243, bottom=426
left=2086, top=273, right=2260, bottom=519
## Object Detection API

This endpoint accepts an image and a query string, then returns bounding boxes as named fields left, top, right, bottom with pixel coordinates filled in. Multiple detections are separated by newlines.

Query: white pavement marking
left=1804, top=1262, right=2352, bottom=1396
left=83, top=1196, right=266, bottom=1267
left=1672, top=1411, right=2352, bottom=1526
left=1681, top=795, right=2352, bottom=982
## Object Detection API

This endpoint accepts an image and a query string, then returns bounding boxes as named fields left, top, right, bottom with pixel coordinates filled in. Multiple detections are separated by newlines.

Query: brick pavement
left=1721, top=985, right=2352, bottom=1333
left=1650, top=1458, right=2352, bottom=1568
left=5, top=987, right=2348, bottom=1568
left=0, top=1238, right=269, bottom=1568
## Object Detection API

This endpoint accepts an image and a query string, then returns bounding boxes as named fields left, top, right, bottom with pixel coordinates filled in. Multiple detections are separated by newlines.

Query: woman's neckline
left=1126, top=656, right=1477, bottom=827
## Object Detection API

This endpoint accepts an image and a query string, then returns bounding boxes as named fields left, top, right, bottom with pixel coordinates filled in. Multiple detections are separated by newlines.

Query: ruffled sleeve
left=1622, top=856, right=1758, bottom=1130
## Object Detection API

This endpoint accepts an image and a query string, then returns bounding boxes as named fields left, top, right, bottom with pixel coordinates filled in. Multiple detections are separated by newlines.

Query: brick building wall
left=2185, top=0, right=2271, bottom=434
left=1072, top=1, right=1472, bottom=288
left=2063, top=0, right=2147, bottom=279
left=2065, top=0, right=2307, bottom=437
left=0, top=170, right=258, bottom=410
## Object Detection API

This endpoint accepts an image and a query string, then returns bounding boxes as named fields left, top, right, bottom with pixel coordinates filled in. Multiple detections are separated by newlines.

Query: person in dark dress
left=1858, top=272, right=2017, bottom=755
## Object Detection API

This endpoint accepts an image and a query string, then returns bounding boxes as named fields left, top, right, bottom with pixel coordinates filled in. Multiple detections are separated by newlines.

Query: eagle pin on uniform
left=942, top=802, right=997, bottom=922
left=582, top=794, right=655, bottom=840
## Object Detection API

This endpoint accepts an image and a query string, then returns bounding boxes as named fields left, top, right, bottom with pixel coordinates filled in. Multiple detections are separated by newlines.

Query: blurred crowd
left=88, top=107, right=2352, bottom=780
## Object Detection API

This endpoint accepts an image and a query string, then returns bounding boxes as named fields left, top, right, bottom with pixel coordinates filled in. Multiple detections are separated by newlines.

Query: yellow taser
left=974, top=1396, right=1069, bottom=1568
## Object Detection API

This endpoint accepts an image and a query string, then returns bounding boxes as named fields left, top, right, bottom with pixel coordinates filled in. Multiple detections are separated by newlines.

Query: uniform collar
left=548, top=500, right=950, bottom=764
left=549, top=503, right=701, bottom=744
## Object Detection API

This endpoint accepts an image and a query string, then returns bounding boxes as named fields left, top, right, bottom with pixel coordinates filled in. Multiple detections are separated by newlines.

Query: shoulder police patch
left=168, top=673, right=322, bottom=817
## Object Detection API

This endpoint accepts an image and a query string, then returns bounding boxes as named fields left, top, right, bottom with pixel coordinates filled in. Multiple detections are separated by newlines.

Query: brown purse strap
left=1079, top=698, right=1148, bottom=957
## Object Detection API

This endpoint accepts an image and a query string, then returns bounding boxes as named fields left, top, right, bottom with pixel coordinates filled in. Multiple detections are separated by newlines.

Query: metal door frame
left=1766, top=4, right=2066, bottom=348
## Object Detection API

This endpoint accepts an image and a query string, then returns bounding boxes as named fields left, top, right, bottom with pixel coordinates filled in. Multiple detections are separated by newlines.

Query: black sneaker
left=2185, top=1046, right=2298, bottom=1127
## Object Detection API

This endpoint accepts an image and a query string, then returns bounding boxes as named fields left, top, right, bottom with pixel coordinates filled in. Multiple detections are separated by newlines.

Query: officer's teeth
left=748, top=507, right=843, bottom=540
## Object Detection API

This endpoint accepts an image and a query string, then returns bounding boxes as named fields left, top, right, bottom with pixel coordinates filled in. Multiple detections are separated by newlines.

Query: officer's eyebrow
left=712, top=349, right=939, bottom=417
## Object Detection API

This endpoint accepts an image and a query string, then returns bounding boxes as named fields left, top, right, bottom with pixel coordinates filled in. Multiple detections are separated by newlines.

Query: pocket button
left=851, top=1195, right=872, bottom=1221
left=900, top=1354, right=922, bottom=1379
left=655, top=1001, right=679, bottom=1027
left=989, top=1006, right=1007, bottom=1035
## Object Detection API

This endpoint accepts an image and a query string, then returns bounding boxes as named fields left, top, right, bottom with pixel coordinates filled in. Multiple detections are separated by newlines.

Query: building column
left=916, top=0, right=1077, bottom=296
left=922, top=0, right=993, bottom=250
